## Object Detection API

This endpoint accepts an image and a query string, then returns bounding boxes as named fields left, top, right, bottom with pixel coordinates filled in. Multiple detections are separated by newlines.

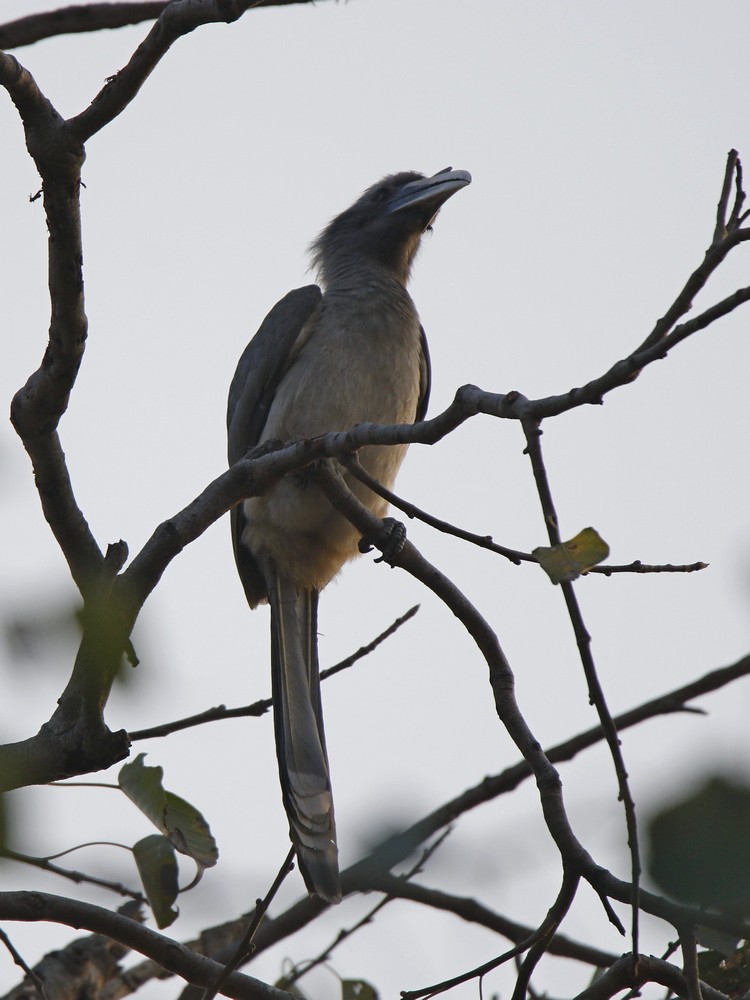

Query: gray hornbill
left=227, top=168, right=471, bottom=901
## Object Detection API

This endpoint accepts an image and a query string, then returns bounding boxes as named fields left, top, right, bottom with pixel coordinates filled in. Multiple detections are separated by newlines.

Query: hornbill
left=227, top=168, right=471, bottom=901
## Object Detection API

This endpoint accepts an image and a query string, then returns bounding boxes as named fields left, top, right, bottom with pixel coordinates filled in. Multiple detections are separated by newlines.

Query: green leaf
left=133, top=834, right=179, bottom=928
left=119, top=754, right=218, bottom=870
left=647, top=775, right=750, bottom=918
left=533, top=527, right=610, bottom=584
left=342, top=981, right=379, bottom=1000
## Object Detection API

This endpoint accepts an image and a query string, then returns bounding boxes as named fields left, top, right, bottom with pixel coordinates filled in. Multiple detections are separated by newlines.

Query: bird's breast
left=243, top=288, right=424, bottom=591
left=265, top=291, right=424, bottom=445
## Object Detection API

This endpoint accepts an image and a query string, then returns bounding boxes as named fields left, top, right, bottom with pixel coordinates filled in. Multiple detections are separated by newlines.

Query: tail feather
left=267, top=569, right=341, bottom=902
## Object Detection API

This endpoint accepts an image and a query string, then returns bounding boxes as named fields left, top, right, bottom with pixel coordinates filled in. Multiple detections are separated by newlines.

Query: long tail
left=266, top=567, right=340, bottom=902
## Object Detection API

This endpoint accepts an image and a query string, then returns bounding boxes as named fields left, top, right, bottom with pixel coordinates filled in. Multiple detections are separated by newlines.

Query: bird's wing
left=227, top=284, right=323, bottom=462
left=227, top=284, right=323, bottom=604
left=416, top=324, right=432, bottom=422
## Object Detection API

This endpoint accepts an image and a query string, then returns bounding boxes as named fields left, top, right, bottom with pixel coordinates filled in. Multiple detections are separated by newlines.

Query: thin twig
left=282, top=831, right=452, bottom=991
left=201, top=847, right=296, bottom=1000
left=353, top=873, right=620, bottom=970
left=591, top=560, right=707, bottom=575
left=713, top=150, right=738, bottom=243
left=401, top=870, right=580, bottom=1000
left=0, top=846, right=142, bottom=900
left=342, top=455, right=706, bottom=575
left=314, top=462, right=602, bottom=916
left=511, top=869, right=580, bottom=1000
left=521, top=418, right=640, bottom=951
left=342, top=453, right=526, bottom=563
left=0, top=927, right=49, bottom=1000
left=129, top=605, right=419, bottom=740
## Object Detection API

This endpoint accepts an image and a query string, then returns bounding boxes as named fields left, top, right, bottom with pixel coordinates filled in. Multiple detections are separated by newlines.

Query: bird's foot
left=358, top=517, right=406, bottom=565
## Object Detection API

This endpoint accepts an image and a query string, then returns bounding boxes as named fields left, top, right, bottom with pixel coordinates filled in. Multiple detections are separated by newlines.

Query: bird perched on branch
left=227, top=168, right=471, bottom=901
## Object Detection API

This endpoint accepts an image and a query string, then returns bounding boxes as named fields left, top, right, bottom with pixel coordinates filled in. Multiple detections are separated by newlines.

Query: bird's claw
left=358, top=517, right=406, bottom=565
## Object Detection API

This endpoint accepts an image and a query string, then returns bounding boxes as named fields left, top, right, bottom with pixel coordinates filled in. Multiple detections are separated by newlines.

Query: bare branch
left=0, top=3, right=166, bottom=49
left=0, top=847, right=142, bottom=901
left=281, top=832, right=452, bottom=992
left=638, top=151, right=750, bottom=352
left=400, top=870, right=580, bottom=1000
left=128, top=605, right=419, bottom=741
left=343, top=652, right=750, bottom=901
left=0, top=52, right=105, bottom=594
left=592, top=560, right=707, bottom=575
left=161, top=652, right=749, bottom=989
left=0, top=891, right=292, bottom=1000
left=713, top=150, right=738, bottom=243
left=342, top=453, right=527, bottom=563
left=511, top=870, right=580, bottom=1000
left=314, top=461, right=599, bottom=896
left=203, top=848, right=296, bottom=1000
left=572, top=954, right=728, bottom=1000
left=344, top=455, right=706, bottom=575
left=0, top=927, right=49, bottom=1000
left=354, top=872, right=619, bottom=969
left=0, top=1, right=323, bottom=51
left=65, top=1, right=325, bottom=143
left=521, top=418, right=641, bottom=949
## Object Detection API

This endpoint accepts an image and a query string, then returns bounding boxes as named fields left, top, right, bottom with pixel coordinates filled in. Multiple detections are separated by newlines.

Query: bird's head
left=310, top=167, right=471, bottom=287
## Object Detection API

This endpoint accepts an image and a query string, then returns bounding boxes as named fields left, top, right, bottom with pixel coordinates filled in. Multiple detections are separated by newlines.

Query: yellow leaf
left=533, top=527, right=609, bottom=584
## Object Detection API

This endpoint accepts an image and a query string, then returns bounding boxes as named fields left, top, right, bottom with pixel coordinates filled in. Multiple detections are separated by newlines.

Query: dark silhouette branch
left=65, top=1, right=329, bottom=144
left=81, top=645, right=750, bottom=999
left=2, top=23, right=748, bottom=805
left=572, top=954, right=728, bottom=1000
left=353, top=872, right=620, bottom=969
left=0, top=892, right=293, bottom=1000
left=0, top=51, right=104, bottom=595
left=128, top=605, right=419, bottom=740
left=0, top=846, right=142, bottom=901
left=203, top=847, right=296, bottom=1000
left=400, top=869, right=580, bottom=1000
left=0, top=3, right=167, bottom=49
left=144, top=651, right=750, bottom=971
left=313, top=462, right=601, bottom=897
left=0, top=928, right=48, bottom=1000
left=637, top=150, right=749, bottom=353
left=511, top=869, right=580, bottom=1000
left=342, top=453, right=706, bottom=575
left=0, top=1, right=323, bottom=51
left=521, top=416, right=641, bottom=953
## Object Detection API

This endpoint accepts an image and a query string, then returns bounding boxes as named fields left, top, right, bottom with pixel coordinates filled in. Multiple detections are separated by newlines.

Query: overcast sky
left=2, top=2, right=750, bottom=997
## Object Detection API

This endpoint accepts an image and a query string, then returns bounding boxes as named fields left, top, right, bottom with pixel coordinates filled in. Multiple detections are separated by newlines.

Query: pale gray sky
left=1, top=2, right=750, bottom=997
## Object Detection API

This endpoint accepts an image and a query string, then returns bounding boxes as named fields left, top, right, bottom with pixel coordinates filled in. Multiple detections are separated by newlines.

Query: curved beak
left=386, top=167, right=472, bottom=215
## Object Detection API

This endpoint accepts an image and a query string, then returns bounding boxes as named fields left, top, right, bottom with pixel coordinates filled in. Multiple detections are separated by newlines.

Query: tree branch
left=0, top=51, right=104, bottom=595
left=572, top=954, right=727, bottom=1000
left=399, top=869, right=580, bottom=1000
left=313, top=462, right=601, bottom=902
left=0, top=1, right=322, bottom=51
left=354, top=872, right=619, bottom=969
left=0, top=892, right=293, bottom=1000
left=128, top=604, right=419, bottom=740
left=521, top=417, right=641, bottom=949
left=55, top=644, right=750, bottom=999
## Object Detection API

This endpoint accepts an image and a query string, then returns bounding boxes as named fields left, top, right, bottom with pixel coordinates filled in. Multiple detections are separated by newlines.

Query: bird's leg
left=359, top=517, right=407, bottom=565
